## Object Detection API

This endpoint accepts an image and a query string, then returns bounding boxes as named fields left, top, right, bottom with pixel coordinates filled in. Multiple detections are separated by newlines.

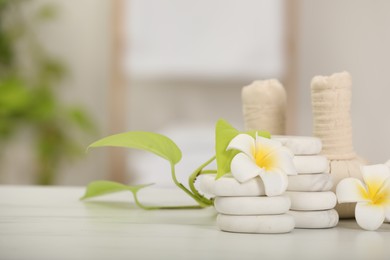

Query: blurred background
left=1, top=0, right=389, bottom=186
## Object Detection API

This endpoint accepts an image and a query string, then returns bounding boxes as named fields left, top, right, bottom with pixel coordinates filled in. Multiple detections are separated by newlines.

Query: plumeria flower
left=386, top=160, right=390, bottom=222
left=336, top=164, right=390, bottom=231
left=227, top=133, right=296, bottom=196
left=386, top=159, right=390, bottom=168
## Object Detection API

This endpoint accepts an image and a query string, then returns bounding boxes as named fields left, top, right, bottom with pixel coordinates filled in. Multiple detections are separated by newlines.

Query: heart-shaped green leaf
left=88, top=131, right=182, bottom=166
left=215, top=119, right=240, bottom=179
left=80, top=180, right=153, bottom=200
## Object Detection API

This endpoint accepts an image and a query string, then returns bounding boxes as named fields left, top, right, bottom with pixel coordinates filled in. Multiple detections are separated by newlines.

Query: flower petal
left=336, top=178, right=370, bottom=203
left=230, top=153, right=262, bottom=182
left=258, top=169, right=288, bottom=196
left=355, top=202, right=385, bottom=231
left=361, top=164, right=390, bottom=196
left=385, top=159, right=390, bottom=168
left=255, top=136, right=282, bottom=160
left=376, top=178, right=390, bottom=223
left=227, top=134, right=255, bottom=159
left=376, top=178, right=390, bottom=205
left=273, top=147, right=297, bottom=175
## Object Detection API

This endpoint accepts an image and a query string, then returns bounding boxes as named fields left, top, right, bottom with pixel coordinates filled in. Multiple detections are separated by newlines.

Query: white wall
left=297, top=0, right=390, bottom=163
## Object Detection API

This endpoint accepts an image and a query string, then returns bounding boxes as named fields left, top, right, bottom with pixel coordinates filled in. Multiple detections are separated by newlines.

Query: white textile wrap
left=311, top=71, right=366, bottom=219
left=242, top=79, right=286, bottom=135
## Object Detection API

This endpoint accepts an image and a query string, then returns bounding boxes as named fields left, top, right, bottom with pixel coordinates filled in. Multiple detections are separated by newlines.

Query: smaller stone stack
left=273, top=136, right=339, bottom=229
left=199, top=175, right=294, bottom=234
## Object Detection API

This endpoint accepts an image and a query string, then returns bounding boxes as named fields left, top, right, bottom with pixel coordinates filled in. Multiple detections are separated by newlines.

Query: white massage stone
left=217, top=214, right=295, bottom=234
left=199, top=174, right=266, bottom=197
left=288, top=173, right=333, bottom=192
left=293, top=155, right=329, bottom=174
left=286, top=191, right=337, bottom=211
left=272, top=135, right=322, bottom=155
left=214, top=196, right=290, bottom=215
left=199, top=175, right=216, bottom=195
left=288, top=209, right=339, bottom=229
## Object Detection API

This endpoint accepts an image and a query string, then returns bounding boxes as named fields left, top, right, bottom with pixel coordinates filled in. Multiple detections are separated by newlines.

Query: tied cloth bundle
left=242, top=79, right=287, bottom=135
left=311, top=71, right=366, bottom=218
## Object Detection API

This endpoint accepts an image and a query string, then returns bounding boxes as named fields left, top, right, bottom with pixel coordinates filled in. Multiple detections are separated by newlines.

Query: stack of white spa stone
left=200, top=175, right=294, bottom=234
left=272, top=136, right=339, bottom=229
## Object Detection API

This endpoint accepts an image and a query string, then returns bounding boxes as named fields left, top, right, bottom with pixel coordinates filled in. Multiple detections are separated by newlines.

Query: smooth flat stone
left=199, top=175, right=216, bottom=196
left=288, top=173, right=333, bottom=191
left=288, top=209, right=339, bottom=229
left=217, top=214, right=295, bottom=234
left=199, top=174, right=266, bottom=197
left=272, top=135, right=322, bottom=155
left=214, top=195, right=290, bottom=215
left=286, top=191, right=337, bottom=211
left=293, top=155, right=329, bottom=174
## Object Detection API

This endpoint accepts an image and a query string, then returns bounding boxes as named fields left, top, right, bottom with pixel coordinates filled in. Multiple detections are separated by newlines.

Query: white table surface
left=0, top=185, right=390, bottom=260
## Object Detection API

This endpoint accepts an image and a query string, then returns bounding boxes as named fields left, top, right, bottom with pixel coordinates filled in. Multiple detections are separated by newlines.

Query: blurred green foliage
left=0, top=0, right=95, bottom=184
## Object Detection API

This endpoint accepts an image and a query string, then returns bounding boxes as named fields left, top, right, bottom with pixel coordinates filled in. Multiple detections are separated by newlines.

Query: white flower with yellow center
left=336, top=164, right=390, bottom=231
left=227, top=134, right=296, bottom=196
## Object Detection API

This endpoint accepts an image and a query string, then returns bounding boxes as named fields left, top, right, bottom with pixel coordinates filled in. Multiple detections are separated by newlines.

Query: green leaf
left=215, top=119, right=240, bottom=179
left=80, top=180, right=153, bottom=200
left=0, top=77, right=30, bottom=112
left=67, top=107, right=96, bottom=134
left=36, top=4, right=58, bottom=21
left=88, top=131, right=182, bottom=166
left=80, top=181, right=203, bottom=210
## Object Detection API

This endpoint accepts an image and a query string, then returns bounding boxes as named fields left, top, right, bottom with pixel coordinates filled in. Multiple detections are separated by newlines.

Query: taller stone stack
left=273, top=135, right=339, bottom=228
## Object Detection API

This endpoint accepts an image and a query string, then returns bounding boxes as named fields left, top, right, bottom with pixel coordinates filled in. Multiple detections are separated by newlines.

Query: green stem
left=132, top=192, right=202, bottom=210
left=199, top=170, right=217, bottom=174
left=188, top=155, right=216, bottom=206
left=170, top=163, right=210, bottom=207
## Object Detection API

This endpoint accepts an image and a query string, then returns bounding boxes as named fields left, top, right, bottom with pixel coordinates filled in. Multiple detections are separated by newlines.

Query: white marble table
left=0, top=185, right=390, bottom=260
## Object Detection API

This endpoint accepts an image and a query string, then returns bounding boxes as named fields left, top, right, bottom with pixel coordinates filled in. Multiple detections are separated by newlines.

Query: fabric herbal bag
left=242, top=79, right=287, bottom=135
left=311, top=71, right=366, bottom=218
